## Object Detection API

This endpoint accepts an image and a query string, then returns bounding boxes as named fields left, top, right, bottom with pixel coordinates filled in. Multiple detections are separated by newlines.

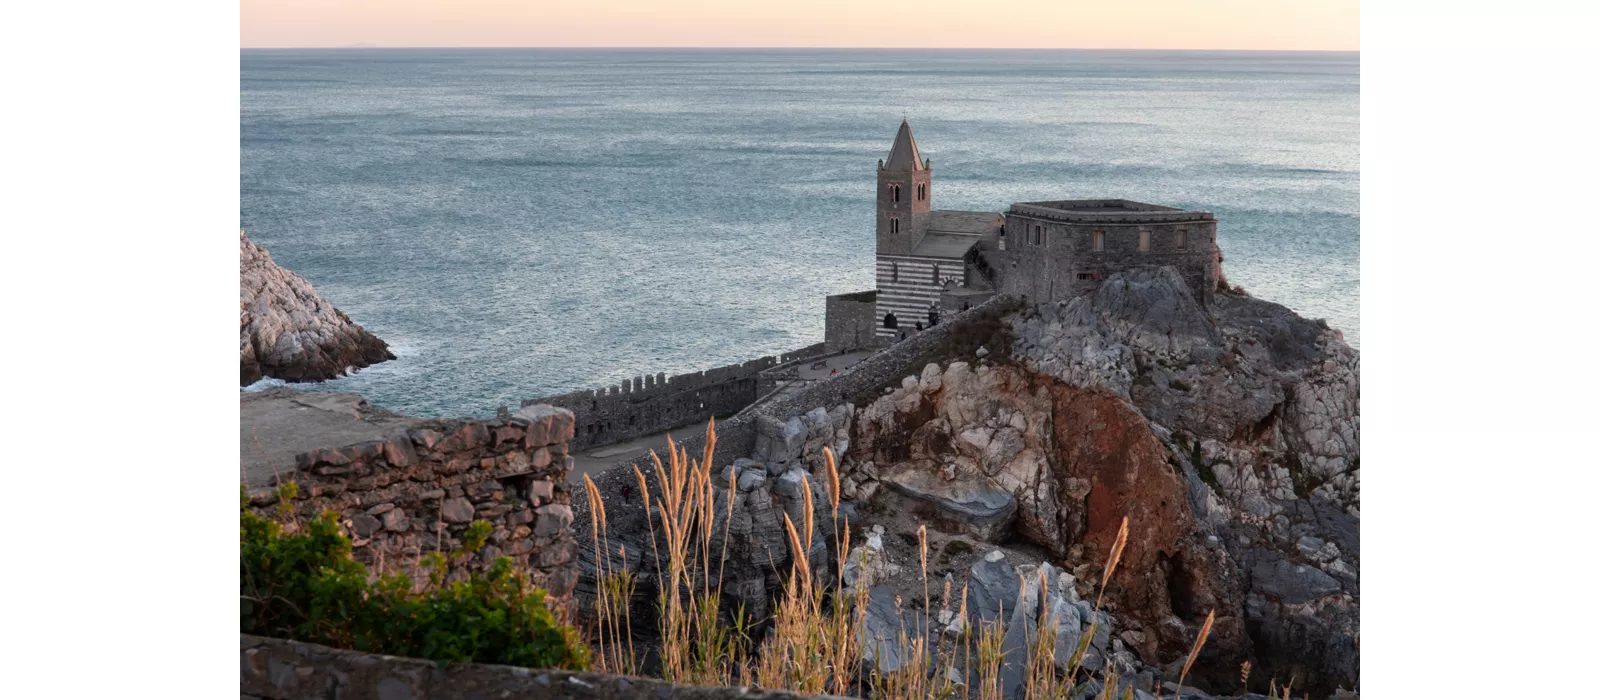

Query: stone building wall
left=875, top=255, right=961, bottom=343
left=245, top=405, right=581, bottom=597
left=241, top=634, right=841, bottom=700
left=521, top=344, right=827, bottom=452
left=824, top=289, right=879, bottom=353
left=993, top=201, right=1218, bottom=307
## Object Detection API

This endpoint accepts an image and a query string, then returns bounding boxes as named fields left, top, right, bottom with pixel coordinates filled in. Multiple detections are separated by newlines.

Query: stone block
left=440, top=497, right=475, bottom=524
left=409, top=428, right=443, bottom=450
left=491, top=425, right=524, bottom=449
left=533, top=504, right=573, bottom=537
left=381, top=508, right=409, bottom=533
left=347, top=514, right=382, bottom=539
left=516, top=404, right=574, bottom=446
left=527, top=480, right=555, bottom=506
left=506, top=506, right=534, bottom=526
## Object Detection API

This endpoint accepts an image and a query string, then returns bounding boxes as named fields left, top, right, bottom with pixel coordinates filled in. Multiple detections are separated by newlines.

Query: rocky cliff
left=240, top=230, right=394, bottom=386
left=575, top=267, right=1358, bottom=698
left=841, top=268, right=1358, bottom=695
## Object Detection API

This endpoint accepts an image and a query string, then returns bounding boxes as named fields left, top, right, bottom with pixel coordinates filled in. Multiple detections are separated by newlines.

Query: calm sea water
left=241, top=49, right=1359, bottom=418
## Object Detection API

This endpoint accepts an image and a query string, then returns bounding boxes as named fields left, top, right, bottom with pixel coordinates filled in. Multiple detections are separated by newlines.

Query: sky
left=241, top=0, right=1359, bottom=51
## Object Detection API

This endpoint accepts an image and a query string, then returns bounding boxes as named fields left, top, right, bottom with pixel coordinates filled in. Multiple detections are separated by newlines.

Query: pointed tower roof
left=883, top=119, right=925, bottom=171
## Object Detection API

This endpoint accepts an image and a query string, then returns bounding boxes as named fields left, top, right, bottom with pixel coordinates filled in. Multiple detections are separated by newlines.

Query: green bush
left=240, top=487, right=589, bottom=670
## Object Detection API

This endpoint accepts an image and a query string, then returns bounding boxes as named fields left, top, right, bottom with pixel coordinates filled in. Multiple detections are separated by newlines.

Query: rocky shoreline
left=239, top=229, right=394, bottom=386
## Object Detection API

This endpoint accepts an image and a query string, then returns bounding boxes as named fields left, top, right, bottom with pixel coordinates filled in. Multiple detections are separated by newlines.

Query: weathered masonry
left=245, top=404, right=582, bottom=598
left=824, top=289, right=877, bottom=353
left=521, top=344, right=828, bottom=451
left=825, top=120, right=1224, bottom=353
left=990, top=199, right=1218, bottom=307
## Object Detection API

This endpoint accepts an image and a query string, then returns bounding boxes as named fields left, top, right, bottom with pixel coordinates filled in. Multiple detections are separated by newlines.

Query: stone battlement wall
left=241, top=634, right=838, bottom=700
left=600, top=295, right=1022, bottom=476
left=522, top=343, right=828, bottom=451
left=245, top=405, right=581, bottom=598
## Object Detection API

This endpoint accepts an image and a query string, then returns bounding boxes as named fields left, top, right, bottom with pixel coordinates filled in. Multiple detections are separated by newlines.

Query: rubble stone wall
left=241, top=634, right=839, bottom=700
left=245, top=405, right=581, bottom=597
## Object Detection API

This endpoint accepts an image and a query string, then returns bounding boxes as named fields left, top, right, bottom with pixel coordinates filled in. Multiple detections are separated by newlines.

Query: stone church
left=824, top=119, right=1222, bottom=352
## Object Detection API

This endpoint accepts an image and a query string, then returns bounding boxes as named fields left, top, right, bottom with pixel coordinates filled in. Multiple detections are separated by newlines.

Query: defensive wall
left=599, top=294, right=1023, bottom=477
left=241, top=634, right=840, bottom=700
left=521, top=343, right=828, bottom=451
left=824, top=290, right=880, bottom=353
left=245, top=405, right=581, bottom=598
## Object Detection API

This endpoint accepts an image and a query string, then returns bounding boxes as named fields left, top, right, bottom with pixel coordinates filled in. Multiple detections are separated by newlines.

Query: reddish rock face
left=1048, top=383, right=1247, bottom=681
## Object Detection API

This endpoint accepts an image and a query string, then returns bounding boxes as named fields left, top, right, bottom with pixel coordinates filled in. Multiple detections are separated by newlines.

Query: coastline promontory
left=239, top=230, right=394, bottom=386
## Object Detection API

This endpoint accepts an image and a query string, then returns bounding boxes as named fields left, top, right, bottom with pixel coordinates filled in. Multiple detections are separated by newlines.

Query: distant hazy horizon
left=242, top=0, right=1358, bottom=52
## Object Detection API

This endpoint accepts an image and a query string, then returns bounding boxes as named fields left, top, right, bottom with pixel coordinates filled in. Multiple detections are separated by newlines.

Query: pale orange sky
left=241, top=0, right=1359, bottom=51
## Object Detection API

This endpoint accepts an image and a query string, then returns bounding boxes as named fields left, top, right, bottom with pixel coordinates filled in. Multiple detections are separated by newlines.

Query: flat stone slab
left=240, top=386, right=422, bottom=488
left=879, top=463, right=1017, bottom=541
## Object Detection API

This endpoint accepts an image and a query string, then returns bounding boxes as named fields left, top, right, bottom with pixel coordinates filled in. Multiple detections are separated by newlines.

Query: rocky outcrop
left=240, top=230, right=394, bottom=386
left=1012, top=267, right=1359, bottom=693
left=835, top=267, right=1357, bottom=695
left=567, top=267, right=1356, bottom=696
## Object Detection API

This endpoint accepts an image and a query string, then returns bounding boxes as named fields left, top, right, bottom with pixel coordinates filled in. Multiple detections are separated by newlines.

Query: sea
left=241, top=49, right=1359, bottom=418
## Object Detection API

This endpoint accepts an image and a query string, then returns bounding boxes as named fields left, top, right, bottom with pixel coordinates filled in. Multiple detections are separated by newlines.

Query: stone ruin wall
left=522, top=343, right=827, bottom=451
left=241, top=634, right=836, bottom=700
left=824, top=290, right=880, bottom=353
left=245, top=405, right=581, bottom=598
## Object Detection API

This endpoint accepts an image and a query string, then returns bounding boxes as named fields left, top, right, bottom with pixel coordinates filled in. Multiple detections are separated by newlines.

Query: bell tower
left=877, top=119, right=932, bottom=256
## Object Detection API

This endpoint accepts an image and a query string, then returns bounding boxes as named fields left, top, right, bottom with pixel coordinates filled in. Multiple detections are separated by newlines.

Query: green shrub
left=240, top=488, right=589, bottom=670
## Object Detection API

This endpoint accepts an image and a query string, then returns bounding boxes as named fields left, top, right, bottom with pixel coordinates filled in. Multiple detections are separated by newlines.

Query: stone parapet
left=521, top=343, right=828, bottom=451
left=246, top=405, right=580, bottom=597
left=241, top=634, right=845, bottom=700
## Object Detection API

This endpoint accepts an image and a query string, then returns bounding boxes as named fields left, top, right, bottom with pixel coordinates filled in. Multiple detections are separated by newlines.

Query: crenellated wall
left=521, top=343, right=827, bottom=451
left=245, top=405, right=581, bottom=598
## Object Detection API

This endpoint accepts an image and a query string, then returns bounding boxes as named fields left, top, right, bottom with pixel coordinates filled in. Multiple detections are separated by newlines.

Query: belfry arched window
left=892, top=184, right=901, bottom=203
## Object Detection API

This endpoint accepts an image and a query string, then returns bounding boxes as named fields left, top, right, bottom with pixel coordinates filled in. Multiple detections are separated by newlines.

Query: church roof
left=926, top=210, right=1003, bottom=236
left=910, top=232, right=981, bottom=259
left=907, top=211, right=1001, bottom=259
left=884, top=119, right=925, bottom=171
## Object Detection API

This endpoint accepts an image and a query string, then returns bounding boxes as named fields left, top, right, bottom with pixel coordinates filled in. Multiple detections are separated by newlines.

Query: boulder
left=858, top=585, right=928, bottom=676
left=878, top=463, right=1016, bottom=541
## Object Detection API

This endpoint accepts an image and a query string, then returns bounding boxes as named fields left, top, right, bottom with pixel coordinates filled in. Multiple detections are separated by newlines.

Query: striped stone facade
left=875, top=255, right=959, bottom=341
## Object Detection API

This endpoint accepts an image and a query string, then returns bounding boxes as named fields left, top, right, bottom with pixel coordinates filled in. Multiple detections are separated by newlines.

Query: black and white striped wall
left=874, top=255, right=961, bottom=340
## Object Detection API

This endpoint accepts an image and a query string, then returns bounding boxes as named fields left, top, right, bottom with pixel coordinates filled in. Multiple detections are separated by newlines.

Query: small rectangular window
left=1092, top=230, right=1104, bottom=252
left=1177, top=228, right=1188, bottom=251
left=1033, top=225, right=1041, bottom=246
left=1138, top=230, right=1151, bottom=253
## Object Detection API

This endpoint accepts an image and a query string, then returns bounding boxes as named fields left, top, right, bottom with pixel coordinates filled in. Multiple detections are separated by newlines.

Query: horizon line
left=240, top=45, right=1359, bottom=53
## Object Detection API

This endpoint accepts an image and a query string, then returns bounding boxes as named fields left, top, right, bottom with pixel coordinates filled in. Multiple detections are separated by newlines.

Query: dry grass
left=580, top=421, right=1240, bottom=699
